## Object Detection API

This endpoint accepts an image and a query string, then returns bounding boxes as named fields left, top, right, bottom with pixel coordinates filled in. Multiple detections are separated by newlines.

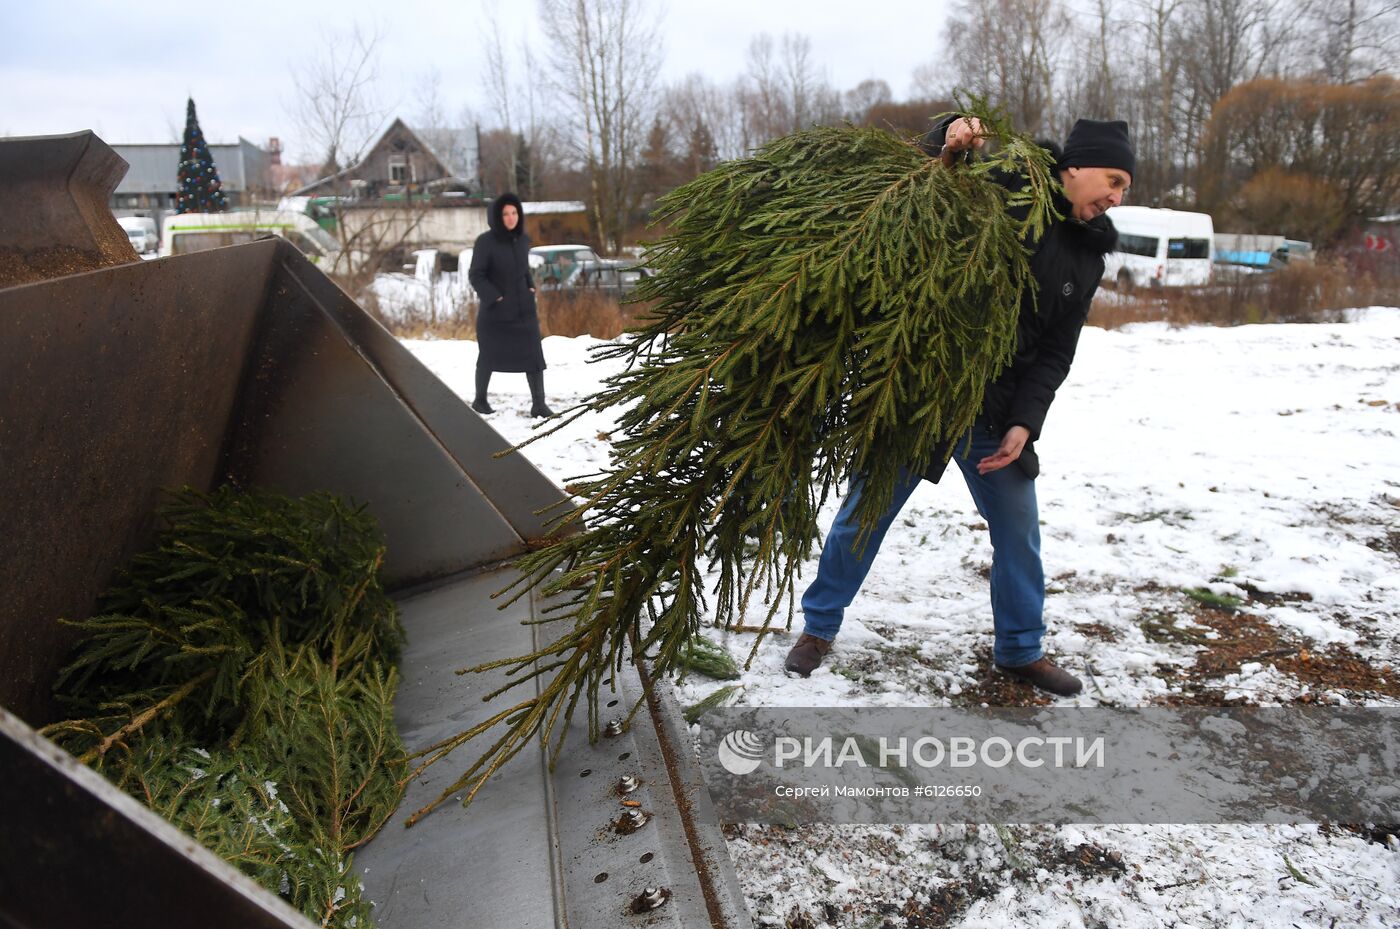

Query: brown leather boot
left=995, top=657, right=1083, bottom=696
left=784, top=633, right=834, bottom=677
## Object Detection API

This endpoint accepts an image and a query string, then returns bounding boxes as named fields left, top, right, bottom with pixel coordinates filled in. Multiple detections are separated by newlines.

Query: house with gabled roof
left=294, top=118, right=480, bottom=199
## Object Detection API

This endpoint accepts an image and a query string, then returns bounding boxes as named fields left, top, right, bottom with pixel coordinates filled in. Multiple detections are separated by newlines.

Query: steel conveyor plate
left=358, top=567, right=751, bottom=929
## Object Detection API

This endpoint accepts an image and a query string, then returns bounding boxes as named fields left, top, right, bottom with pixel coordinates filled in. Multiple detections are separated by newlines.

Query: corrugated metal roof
left=417, top=128, right=479, bottom=178
left=112, top=139, right=268, bottom=194
left=524, top=201, right=586, bottom=214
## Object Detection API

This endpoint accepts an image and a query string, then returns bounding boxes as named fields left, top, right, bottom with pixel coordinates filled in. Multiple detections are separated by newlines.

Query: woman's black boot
left=526, top=369, right=554, bottom=418
left=472, top=366, right=494, bottom=414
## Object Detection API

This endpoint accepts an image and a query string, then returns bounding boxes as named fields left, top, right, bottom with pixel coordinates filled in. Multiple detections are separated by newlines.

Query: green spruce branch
left=43, top=487, right=405, bottom=928
left=411, top=102, right=1060, bottom=821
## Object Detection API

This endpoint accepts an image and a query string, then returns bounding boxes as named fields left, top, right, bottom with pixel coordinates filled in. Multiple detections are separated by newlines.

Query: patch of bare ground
left=1150, top=605, right=1400, bottom=704
left=744, top=826, right=1132, bottom=929
left=1322, top=821, right=1400, bottom=848
left=828, top=642, right=944, bottom=694
left=829, top=642, right=1063, bottom=706
left=951, top=646, right=1053, bottom=707
left=1073, top=621, right=1119, bottom=642
left=896, top=874, right=1001, bottom=928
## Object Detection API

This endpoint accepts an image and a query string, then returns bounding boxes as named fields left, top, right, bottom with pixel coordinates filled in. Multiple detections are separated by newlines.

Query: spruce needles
left=44, top=486, right=405, bottom=928
left=410, top=105, right=1059, bottom=822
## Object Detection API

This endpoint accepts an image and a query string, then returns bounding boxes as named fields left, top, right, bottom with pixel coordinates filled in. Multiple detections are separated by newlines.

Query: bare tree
left=1181, top=0, right=1285, bottom=104
left=908, top=61, right=944, bottom=103
left=736, top=31, right=842, bottom=145
left=288, top=24, right=385, bottom=173
left=663, top=75, right=740, bottom=168
left=1176, top=0, right=1294, bottom=200
left=664, top=73, right=749, bottom=162
left=1305, top=0, right=1400, bottom=82
left=539, top=0, right=662, bottom=251
left=1113, top=0, right=1188, bottom=204
left=936, top=0, right=1073, bottom=136
left=843, top=79, right=894, bottom=123
left=288, top=26, right=430, bottom=296
left=482, top=9, right=520, bottom=190
left=781, top=33, right=820, bottom=129
left=477, top=4, right=561, bottom=198
left=415, top=67, right=448, bottom=138
left=740, top=33, right=790, bottom=143
left=1057, top=0, right=1124, bottom=125
left=414, top=67, right=482, bottom=195
left=907, top=0, right=1390, bottom=214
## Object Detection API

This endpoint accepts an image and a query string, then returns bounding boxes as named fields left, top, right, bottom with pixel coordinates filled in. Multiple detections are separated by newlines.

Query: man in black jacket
left=785, top=117, right=1135, bottom=697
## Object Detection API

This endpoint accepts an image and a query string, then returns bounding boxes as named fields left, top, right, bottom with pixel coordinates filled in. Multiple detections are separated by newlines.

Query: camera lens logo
left=717, top=730, right=765, bottom=776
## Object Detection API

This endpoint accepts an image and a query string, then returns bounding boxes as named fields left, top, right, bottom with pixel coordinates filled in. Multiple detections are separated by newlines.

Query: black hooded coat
left=919, top=120, right=1119, bottom=482
left=469, top=193, right=546, bottom=372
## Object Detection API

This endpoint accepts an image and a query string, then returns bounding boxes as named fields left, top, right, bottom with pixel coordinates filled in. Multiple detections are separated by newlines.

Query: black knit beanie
left=1060, top=119, right=1135, bottom=178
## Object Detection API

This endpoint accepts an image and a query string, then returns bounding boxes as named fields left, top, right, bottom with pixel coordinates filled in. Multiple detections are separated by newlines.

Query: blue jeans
left=799, top=416, right=1046, bottom=667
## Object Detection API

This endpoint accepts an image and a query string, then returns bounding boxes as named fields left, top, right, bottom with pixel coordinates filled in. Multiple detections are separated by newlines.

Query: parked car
left=1102, top=206, right=1214, bottom=291
left=530, top=244, right=600, bottom=287
left=158, top=209, right=350, bottom=269
left=116, top=215, right=158, bottom=256
left=562, top=258, right=656, bottom=296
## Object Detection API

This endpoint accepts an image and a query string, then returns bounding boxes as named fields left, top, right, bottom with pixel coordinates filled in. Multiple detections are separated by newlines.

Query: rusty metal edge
left=637, top=662, right=755, bottom=929
left=0, top=705, right=316, bottom=929
left=0, top=130, right=137, bottom=272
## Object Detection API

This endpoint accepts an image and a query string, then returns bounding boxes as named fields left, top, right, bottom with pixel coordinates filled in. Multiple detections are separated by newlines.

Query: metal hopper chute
left=0, top=131, right=749, bottom=929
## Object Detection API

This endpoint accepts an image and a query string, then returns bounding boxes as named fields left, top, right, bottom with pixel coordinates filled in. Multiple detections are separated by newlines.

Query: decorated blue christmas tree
left=175, top=97, right=228, bottom=214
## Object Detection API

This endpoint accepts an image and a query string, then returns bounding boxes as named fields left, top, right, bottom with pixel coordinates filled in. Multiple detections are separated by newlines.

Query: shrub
left=1088, top=258, right=1391, bottom=330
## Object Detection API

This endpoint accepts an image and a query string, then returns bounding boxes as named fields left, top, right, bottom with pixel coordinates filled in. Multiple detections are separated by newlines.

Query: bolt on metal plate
left=614, top=808, right=650, bottom=834
left=630, top=887, right=671, bottom=914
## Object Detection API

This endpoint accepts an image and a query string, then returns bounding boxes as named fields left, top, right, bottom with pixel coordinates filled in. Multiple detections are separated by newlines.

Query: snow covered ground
left=403, top=308, right=1400, bottom=928
left=368, top=271, right=473, bottom=325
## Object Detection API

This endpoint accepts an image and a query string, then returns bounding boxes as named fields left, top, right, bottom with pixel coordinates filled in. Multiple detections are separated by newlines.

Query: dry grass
left=352, top=286, right=477, bottom=340
left=383, top=316, right=479, bottom=340
left=362, top=259, right=1395, bottom=340
left=536, top=290, right=649, bottom=339
left=1088, top=259, right=1398, bottom=330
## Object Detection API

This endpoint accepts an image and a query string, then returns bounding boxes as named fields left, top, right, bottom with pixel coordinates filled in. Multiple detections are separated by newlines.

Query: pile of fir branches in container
left=44, top=486, right=405, bottom=929
left=406, top=103, right=1061, bottom=823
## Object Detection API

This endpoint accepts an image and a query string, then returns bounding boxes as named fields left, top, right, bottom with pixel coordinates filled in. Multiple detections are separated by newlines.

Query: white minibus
left=158, top=209, right=344, bottom=267
left=1102, top=206, right=1214, bottom=290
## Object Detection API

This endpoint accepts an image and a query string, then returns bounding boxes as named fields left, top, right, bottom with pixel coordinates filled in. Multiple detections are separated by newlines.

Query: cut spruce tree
left=44, top=487, right=404, bottom=929
left=407, top=104, right=1060, bottom=823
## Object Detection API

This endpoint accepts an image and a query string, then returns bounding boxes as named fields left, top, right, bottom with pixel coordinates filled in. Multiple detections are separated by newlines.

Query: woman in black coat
left=467, top=193, right=552, bottom=417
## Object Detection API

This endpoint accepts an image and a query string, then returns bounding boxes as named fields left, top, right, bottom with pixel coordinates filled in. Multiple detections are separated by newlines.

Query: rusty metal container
left=0, top=132, right=748, bottom=929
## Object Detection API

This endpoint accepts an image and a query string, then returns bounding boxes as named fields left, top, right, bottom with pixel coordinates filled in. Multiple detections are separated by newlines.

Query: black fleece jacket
left=919, top=119, right=1119, bottom=481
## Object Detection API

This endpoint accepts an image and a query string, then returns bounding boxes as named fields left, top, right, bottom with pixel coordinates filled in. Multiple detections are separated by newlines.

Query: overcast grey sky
left=4, top=1, right=953, bottom=161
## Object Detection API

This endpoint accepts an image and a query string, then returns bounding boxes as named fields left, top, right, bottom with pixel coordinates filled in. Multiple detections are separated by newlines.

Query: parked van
left=116, top=215, right=158, bottom=256
left=1102, top=206, right=1214, bottom=290
left=158, top=209, right=344, bottom=267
